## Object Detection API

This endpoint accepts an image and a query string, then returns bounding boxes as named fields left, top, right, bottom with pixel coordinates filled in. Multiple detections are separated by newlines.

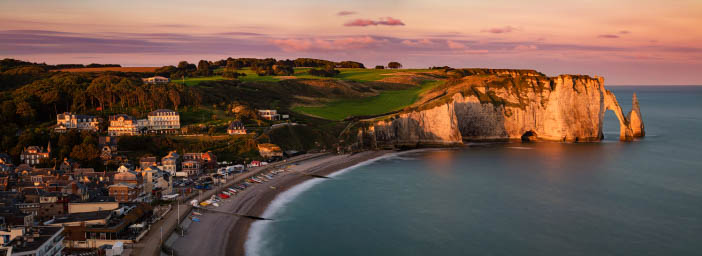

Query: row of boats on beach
left=188, top=168, right=288, bottom=222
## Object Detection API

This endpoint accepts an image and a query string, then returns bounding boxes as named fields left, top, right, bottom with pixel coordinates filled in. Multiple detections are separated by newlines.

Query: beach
left=171, top=150, right=391, bottom=256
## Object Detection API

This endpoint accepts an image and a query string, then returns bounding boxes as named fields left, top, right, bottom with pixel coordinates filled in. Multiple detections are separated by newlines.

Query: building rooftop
left=48, top=210, right=112, bottom=224
left=109, top=114, right=136, bottom=121
left=58, top=112, right=97, bottom=120
left=148, top=109, right=177, bottom=115
left=5, top=226, right=63, bottom=253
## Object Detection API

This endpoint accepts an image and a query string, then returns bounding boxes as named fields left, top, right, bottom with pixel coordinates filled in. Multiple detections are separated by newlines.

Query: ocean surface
left=247, top=86, right=702, bottom=256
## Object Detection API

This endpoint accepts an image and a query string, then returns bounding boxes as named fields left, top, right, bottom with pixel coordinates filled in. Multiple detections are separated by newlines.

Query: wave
left=506, top=146, right=532, bottom=150
left=244, top=150, right=429, bottom=256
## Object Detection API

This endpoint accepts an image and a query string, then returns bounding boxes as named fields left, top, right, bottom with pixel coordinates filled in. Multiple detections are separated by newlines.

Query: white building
left=108, top=115, right=146, bottom=136
left=257, top=110, right=280, bottom=121
left=0, top=226, right=64, bottom=256
left=55, top=113, right=99, bottom=133
left=147, top=109, right=180, bottom=133
left=142, top=76, right=170, bottom=84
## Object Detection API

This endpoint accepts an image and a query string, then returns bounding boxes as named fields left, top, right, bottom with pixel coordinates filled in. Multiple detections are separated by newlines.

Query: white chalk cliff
left=356, top=70, right=645, bottom=148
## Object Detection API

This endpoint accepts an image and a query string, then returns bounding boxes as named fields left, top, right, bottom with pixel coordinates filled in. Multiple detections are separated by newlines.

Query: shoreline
left=228, top=150, right=392, bottom=256
left=212, top=150, right=397, bottom=255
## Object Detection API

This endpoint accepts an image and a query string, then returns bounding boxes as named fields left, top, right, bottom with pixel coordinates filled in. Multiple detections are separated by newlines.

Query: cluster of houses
left=0, top=159, right=156, bottom=255
left=0, top=146, right=229, bottom=255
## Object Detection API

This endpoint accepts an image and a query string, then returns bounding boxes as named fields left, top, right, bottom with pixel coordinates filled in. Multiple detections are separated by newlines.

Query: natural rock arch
left=603, top=91, right=645, bottom=141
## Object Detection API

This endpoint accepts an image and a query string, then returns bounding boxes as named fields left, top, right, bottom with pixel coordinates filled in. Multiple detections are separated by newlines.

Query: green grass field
left=175, top=68, right=435, bottom=85
left=293, top=80, right=443, bottom=120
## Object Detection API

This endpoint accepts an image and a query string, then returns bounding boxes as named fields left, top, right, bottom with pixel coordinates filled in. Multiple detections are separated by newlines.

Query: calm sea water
left=247, top=86, right=702, bottom=256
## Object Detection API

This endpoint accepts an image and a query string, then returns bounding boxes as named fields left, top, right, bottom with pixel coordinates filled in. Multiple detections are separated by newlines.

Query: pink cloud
left=482, top=26, right=517, bottom=34
left=269, top=36, right=386, bottom=51
left=337, top=11, right=356, bottom=16
left=401, top=39, right=434, bottom=47
left=514, top=44, right=538, bottom=51
left=344, top=17, right=405, bottom=27
left=619, top=30, right=630, bottom=34
left=598, top=34, right=620, bottom=39
left=447, top=40, right=466, bottom=49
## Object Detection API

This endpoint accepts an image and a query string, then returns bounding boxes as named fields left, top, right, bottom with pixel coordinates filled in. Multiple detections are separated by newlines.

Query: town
left=0, top=98, right=299, bottom=256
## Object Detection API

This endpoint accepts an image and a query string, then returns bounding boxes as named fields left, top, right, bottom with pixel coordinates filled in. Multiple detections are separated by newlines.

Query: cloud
left=619, top=30, right=630, bottom=34
left=337, top=11, right=356, bottom=16
left=401, top=39, right=434, bottom=47
left=482, top=26, right=517, bottom=34
left=0, top=30, right=277, bottom=55
left=514, top=44, right=538, bottom=51
left=344, top=17, right=405, bottom=27
left=269, top=36, right=386, bottom=51
left=598, top=34, right=620, bottom=39
left=446, top=40, right=467, bottom=49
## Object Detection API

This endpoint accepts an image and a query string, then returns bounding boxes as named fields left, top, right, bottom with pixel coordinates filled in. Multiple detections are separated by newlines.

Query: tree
left=197, top=60, right=211, bottom=76
left=15, top=101, right=36, bottom=123
left=375, top=65, right=385, bottom=69
left=387, top=62, right=402, bottom=69
left=177, top=61, right=191, bottom=70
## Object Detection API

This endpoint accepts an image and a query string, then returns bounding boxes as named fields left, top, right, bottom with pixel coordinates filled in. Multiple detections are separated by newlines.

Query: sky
left=1, top=0, right=701, bottom=85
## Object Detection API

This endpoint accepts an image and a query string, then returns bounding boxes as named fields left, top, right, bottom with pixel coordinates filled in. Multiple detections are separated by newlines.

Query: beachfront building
left=227, top=120, right=246, bottom=135
left=147, top=109, right=180, bottom=134
left=54, top=112, right=100, bottom=133
left=108, top=114, right=146, bottom=136
left=0, top=226, right=64, bottom=256
left=257, top=110, right=280, bottom=121
left=20, top=143, right=51, bottom=166
left=180, top=161, right=201, bottom=177
left=142, top=76, right=170, bottom=84
left=56, top=204, right=151, bottom=250
left=182, top=152, right=217, bottom=170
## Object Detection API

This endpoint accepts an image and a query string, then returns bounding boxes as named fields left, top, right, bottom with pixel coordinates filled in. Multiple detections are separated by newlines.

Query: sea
left=246, top=86, right=702, bottom=256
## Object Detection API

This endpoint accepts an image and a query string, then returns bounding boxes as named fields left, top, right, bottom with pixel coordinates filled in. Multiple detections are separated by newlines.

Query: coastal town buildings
left=257, top=110, right=280, bottom=121
left=227, top=120, right=246, bottom=135
left=107, top=183, right=137, bottom=202
left=0, top=226, right=64, bottom=256
left=107, top=114, right=145, bottom=136
left=161, top=151, right=180, bottom=175
left=181, top=160, right=201, bottom=177
left=139, top=156, right=158, bottom=169
left=142, top=76, right=170, bottom=84
left=54, top=112, right=100, bottom=133
left=180, top=152, right=217, bottom=177
left=147, top=109, right=180, bottom=133
left=20, top=143, right=51, bottom=166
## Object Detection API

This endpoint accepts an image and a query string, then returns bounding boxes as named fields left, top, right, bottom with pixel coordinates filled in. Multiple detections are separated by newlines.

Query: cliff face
left=357, top=71, right=644, bottom=148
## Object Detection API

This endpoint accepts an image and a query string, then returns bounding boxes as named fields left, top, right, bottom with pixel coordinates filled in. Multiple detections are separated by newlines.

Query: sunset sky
left=1, top=0, right=701, bottom=85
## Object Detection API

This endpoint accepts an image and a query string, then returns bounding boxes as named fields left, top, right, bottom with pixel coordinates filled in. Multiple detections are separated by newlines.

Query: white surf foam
left=506, top=146, right=532, bottom=150
left=244, top=150, right=429, bottom=256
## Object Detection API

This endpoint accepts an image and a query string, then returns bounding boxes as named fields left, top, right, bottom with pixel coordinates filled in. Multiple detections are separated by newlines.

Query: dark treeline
left=154, top=57, right=365, bottom=79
